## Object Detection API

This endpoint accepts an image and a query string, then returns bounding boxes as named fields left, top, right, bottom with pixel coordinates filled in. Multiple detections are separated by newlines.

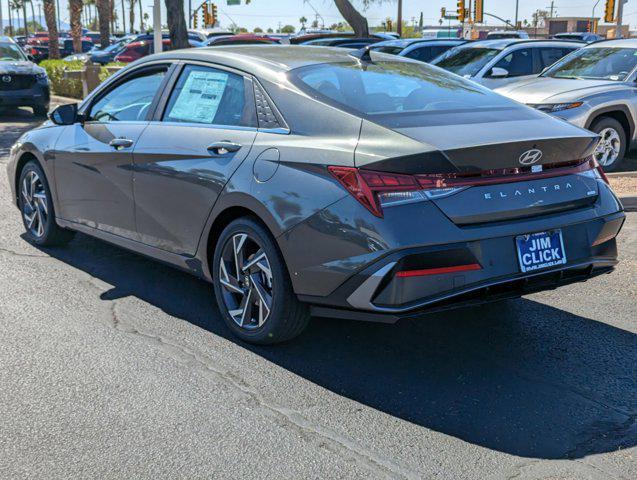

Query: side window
left=89, top=69, right=166, bottom=122
left=163, top=65, right=255, bottom=127
left=539, top=47, right=572, bottom=69
left=493, top=48, right=534, bottom=77
left=404, top=46, right=433, bottom=62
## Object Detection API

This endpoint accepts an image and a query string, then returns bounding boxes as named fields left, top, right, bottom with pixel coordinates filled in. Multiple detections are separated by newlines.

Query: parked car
left=0, top=36, right=49, bottom=116
left=202, top=34, right=279, bottom=47
left=487, top=30, right=529, bottom=39
left=84, top=31, right=110, bottom=48
left=114, top=38, right=200, bottom=63
left=90, top=36, right=136, bottom=64
left=553, top=32, right=603, bottom=43
left=7, top=45, right=624, bottom=344
left=291, top=32, right=391, bottom=45
left=30, top=37, right=94, bottom=62
left=496, top=39, right=637, bottom=171
left=431, top=39, right=582, bottom=89
left=421, top=28, right=460, bottom=39
left=370, top=38, right=467, bottom=63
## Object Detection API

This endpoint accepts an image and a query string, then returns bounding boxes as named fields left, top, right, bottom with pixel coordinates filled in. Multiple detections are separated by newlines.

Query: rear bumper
left=300, top=209, right=624, bottom=321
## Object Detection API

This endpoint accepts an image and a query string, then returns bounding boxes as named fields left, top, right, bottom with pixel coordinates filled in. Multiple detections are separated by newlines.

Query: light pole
left=514, top=0, right=519, bottom=27
left=153, top=0, right=161, bottom=53
left=38, top=2, right=42, bottom=29
left=591, top=0, right=601, bottom=34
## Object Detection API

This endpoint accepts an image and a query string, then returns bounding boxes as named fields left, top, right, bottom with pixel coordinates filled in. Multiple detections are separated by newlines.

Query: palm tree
left=69, top=0, right=83, bottom=53
left=43, top=0, right=60, bottom=58
left=299, top=16, right=307, bottom=29
left=163, top=0, right=188, bottom=49
left=137, top=0, right=142, bottom=31
left=126, top=0, right=135, bottom=34
left=96, top=0, right=110, bottom=48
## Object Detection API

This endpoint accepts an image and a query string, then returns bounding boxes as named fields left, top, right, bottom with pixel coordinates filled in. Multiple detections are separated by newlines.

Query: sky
left=3, top=0, right=637, bottom=32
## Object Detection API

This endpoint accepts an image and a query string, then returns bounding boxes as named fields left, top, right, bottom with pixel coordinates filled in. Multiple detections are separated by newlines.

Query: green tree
left=281, top=24, right=294, bottom=34
left=299, top=16, right=307, bottom=29
left=253, top=26, right=263, bottom=33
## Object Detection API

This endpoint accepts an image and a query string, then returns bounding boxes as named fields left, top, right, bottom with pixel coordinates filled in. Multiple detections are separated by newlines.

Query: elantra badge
left=519, top=149, right=542, bottom=165
left=1, top=75, right=11, bottom=83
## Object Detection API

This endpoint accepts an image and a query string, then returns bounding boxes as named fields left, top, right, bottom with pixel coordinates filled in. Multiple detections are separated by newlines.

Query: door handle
left=207, top=141, right=242, bottom=155
left=109, top=138, right=134, bottom=150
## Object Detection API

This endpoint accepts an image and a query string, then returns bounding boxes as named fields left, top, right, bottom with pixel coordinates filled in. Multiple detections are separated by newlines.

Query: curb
left=51, top=95, right=81, bottom=105
left=619, top=196, right=637, bottom=212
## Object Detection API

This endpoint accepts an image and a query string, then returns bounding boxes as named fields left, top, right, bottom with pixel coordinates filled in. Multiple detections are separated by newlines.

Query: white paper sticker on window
left=169, top=70, right=229, bottom=123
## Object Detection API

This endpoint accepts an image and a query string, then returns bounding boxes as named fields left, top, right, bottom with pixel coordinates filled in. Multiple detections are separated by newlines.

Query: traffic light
left=441, top=7, right=446, bottom=18
left=457, top=0, right=466, bottom=22
left=211, top=3, right=218, bottom=26
left=193, top=9, right=198, bottom=29
left=203, top=4, right=210, bottom=25
left=604, top=0, right=615, bottom=23
left=474, top=0, right=483, bottom=23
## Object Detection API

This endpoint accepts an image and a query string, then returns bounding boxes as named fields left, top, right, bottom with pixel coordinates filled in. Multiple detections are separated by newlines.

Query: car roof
left=373, top=38, right=465, bottom=48
left=134, top=45, right=409, bottom=81
left=0, top=36, right=16, bottom=43
left=586, top=38, right=637, bottom=48
left=454, top=38, right=583, bottom=50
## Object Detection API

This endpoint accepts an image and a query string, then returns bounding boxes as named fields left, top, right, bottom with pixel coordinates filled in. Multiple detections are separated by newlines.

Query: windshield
left=544, top=47, right=637, bottom=81
left=431, top=47, right=500, bottom=76
left=0, top=42, right=27, bottom=61
left=290, top=60, right=514, bottom=124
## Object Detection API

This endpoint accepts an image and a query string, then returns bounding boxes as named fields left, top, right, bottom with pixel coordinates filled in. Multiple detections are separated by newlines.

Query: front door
left=54, top=66, right=168, bottom=239
left=132, top=64, right=258, bottom=255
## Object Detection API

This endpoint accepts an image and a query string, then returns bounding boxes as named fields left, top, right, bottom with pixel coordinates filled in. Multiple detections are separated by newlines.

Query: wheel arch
left=13, top=152, right=42, bottom=204
left=200, top=193, right=285, bottom=282
left=585, top=106, right=634, bottom=143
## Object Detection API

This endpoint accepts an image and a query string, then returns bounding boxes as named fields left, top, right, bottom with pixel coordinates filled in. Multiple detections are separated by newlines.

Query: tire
left=18, top=160, right=75, bottom=247
left=212, top=217, right=310, bottom=344
left=32, top=105, right=49, bottom=118
left=590, top=117, right=626, bottom=172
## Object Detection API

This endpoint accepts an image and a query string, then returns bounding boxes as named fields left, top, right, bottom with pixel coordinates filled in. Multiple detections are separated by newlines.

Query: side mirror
left=49, top=103, right=79, bottom=125
left=27, top=54, right=35, bottom=62
left=489, top=67, right=509, bottom=78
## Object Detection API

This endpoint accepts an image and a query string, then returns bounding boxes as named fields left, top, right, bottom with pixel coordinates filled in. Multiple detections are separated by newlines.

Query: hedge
left=40, top=60, right=126, bottom=99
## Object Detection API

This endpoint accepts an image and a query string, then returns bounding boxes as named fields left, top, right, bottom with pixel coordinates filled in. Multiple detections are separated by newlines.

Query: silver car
left=431, top=39, right=582, bottom=89
left=496, top=39, right=637, bottom=171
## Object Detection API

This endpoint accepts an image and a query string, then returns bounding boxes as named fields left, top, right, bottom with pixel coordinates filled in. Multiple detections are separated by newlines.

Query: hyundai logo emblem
left=519, top=149, right=543, bottom=165
left=1, top=75, right=11, bottom=83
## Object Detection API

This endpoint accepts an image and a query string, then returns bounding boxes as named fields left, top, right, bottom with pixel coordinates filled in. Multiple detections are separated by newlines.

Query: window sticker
left=168, top=70, right=229, bottom=123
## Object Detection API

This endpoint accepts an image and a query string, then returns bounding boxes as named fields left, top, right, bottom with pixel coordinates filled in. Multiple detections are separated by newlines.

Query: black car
left=31, top=38, right=94, bottom=63
left=0, top=36, right=50, bottom=116
left=7, top=46, right=625, bottom=344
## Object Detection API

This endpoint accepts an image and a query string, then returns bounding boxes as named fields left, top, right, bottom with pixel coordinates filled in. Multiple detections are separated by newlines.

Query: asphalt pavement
left=1, top=106, right=636, bottom=479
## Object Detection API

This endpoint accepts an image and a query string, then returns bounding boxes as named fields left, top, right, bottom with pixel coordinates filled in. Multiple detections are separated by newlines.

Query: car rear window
left=289, top=60, right=514, bottom=121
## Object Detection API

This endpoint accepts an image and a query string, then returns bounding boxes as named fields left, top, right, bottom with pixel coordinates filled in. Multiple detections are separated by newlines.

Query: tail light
left=329, top=157, right=601, bottom=218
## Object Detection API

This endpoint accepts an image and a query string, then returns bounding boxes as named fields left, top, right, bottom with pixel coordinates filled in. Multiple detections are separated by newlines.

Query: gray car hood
left=0, top=60, right=44, bottom=75
left=495, top=77, right=632, bottom=104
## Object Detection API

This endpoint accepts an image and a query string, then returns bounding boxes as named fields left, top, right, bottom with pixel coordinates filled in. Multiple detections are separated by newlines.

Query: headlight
left=533, top=102, right=583, bottom=113
left=35, top=71, right=48, bottom=82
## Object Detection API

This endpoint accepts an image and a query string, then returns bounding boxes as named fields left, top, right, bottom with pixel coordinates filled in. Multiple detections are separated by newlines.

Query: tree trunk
left=43, top=0, right=59, bottom=58
left=333, top=0, right=368, bottom=37
left=22, top=0, right=28, bottom=37
left=30, top=0, right=36, bottom=30
left=164, top=0, right=189, bottom=49
left=397, top=0, right=402, bottom=37
left=128, top=0, right=134, bottom=34
left=69, top=0, right=83, bottom=53
left=138, top=0, right=142, bottom=31
left=110, top=0, right=115, bottom=32
left=120, top=0, right=125, bottom=33
left=96, top=0, right=110, bottom=49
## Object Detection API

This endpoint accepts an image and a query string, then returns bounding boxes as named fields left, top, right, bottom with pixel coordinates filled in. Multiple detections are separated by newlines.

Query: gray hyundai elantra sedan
left=6, top=46, right=625, bottom=344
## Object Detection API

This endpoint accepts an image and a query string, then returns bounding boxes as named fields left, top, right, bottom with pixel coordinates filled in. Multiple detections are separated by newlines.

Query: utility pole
left=616, top=0, right=624, bottom=38
left=189, top=0, right=192, bottom=28
left=548, top=1, right=555, bottom=18
left=38, top=2, right=42, bottom=29
left=153, top=0, right=161, bottom=52
left=397, top=0, right=402, bottom=37
left=515, top=0, right=519, bottom=26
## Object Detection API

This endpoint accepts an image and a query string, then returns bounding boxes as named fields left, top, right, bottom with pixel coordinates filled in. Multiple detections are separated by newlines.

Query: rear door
left=132, top=63, right=258, bottom=255
left=54, top=64, right=170, bottom=238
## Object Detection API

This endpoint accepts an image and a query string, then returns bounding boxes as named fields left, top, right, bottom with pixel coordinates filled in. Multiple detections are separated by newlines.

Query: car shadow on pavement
left=31, top=232, right=637, bottom=461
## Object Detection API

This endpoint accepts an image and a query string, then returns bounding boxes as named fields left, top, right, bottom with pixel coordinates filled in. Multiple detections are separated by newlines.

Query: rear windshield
left=289, top=60, right=514, bottom=122
left=431, top=47, right=500, bottom=76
